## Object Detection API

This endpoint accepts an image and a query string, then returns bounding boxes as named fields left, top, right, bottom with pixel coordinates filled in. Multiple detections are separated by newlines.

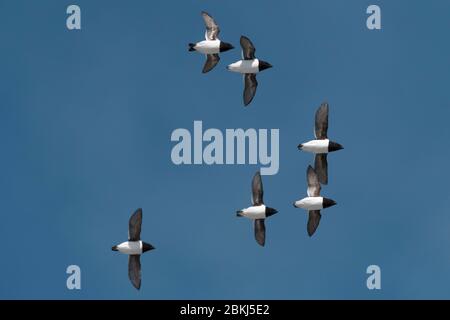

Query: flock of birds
left=189, top=11, right=273, bottom=106
left=111, top=12, right=344, bottom=290
left=237, top=102, right=343, bottom=246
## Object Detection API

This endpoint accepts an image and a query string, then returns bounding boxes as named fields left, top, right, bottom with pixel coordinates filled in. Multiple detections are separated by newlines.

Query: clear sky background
left=1, top=0, right=450, bottom=299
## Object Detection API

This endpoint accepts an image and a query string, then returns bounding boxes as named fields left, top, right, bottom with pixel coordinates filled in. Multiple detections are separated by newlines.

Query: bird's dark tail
left=188, top=43, right=196, bottom=52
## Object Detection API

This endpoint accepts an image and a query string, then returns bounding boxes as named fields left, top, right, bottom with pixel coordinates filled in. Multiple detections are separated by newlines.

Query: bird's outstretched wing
left=128, top=255, right=141, bottom=290
left=244, top=73, right=258, bottom=106
left=314, top=154, right=328, bottom=185
left=128, top=208, right=142, bottom=241
left=307, top=165, right=321, bottom=197
left=254, top=219, right=266, bottom=246
left=240, top=36, right=256, bottom=60
left=315, top=102, right=329, bottom=139
left=251, top=171, right=264, bottom=206
left=203, top=54, right=220, bottom=73
left=202, top=11, right=220, bottom=40
left=307, top=210, right=321, bottom=237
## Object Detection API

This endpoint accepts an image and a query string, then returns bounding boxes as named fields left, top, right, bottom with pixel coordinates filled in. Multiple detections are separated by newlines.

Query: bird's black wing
left=254, top=219, right=266, bottom=247
left=251, top=171, right=264, bottom=206
left=128, top=255, right=141, bottom=290
left=307, top=165, right=321, bottom=197
left=240, top=36, right=256, bottom=60
left=203, top=54, right=220, bottom=73
left=128, top=208, right=142, bottom=241
left=202, top=11, right=220, bottom=40
left=314, top=154, right=328, bottom=185
left=307, top=210, right=321, bottom=237
left=315, top=102, right=329, bottom=139
left=244, top=73, right=258, bottom=106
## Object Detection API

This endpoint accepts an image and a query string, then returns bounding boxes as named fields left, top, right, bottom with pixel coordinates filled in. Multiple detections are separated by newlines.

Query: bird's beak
left=112, top=246, right=118, bottom=251
left=267, top=207, right=278, bottom=217
left=259, top=61, right=273, bottom=71
left=329, top=141, right=344, bottom=152
left=142, top=242, right=155, bottom=253
left=220, top=42, right=234, bottom=52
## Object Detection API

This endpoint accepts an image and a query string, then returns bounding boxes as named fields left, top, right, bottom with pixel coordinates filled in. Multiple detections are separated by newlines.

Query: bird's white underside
left=194, top=40, right=221, bottom=54
left=228, top=59, right=260, bottom=74
left=241, top=205, right=266, bottom=220
left=301, top=139, right=329, bottom=154
left=294, top=197, right=324, bottom=210
left=116, top=240, right=143, bottom=255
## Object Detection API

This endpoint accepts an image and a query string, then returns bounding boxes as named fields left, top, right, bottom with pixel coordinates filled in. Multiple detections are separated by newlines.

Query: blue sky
left=1, top=0, right=450, bottom=299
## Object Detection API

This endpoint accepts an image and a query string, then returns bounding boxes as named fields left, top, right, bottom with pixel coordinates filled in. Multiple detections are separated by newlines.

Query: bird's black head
left=259, top=60, right=273, bottom=72
left=323, top=198, right=337, bottom=209
left=265, top=207, right=278, bottom=217
left=220, top=41, right=234, bottom=52
left=142, top=242, right=155, bottom=253
left=111, top=245, right=118, bottom=251
left=329, top=141, right=344, bottom=152
left=297, top=143, right=304, bottom=150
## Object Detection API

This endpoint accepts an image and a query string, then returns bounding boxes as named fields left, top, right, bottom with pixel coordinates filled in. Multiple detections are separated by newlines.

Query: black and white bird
left=298, top=103, right=343, bottom=184
left=188, top=11, right=234, bottom=73
left=227, top=36, right=272, bottom=106
left=236, top=171, right=278, bottom=246
left=293, top=166, right=337, bottom=237
left=112, top=208, right=155, bottom=290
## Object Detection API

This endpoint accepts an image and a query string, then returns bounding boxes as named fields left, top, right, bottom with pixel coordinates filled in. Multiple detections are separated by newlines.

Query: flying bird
left=236, top=171, right=278, bottom=246
left=188, top=11, right=234, bottom=73
left=227, top=36, right=272, bottom=106
left=112, top=208, right=155, bottom=290
left=298, top=102, right=343, bottom=184
left=293, top=166, right=337, bottom=237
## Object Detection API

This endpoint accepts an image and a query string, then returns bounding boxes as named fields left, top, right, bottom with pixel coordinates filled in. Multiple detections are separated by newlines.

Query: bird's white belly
left=195, top=40, right=220, bottom=54
left=116, top=241, right=142, bottom=255
left=301, top=139, right=329, bottom=154
left=243, top=205, right=266, bottom=219
left=294, top=197, right=323, bottom=210
left=228, top=59, right=259, bottom=74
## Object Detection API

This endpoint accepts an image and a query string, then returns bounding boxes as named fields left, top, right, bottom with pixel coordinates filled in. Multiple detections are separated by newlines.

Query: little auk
left=298, top=102, right=343, bottom=184
left=293, top=166, right=337, bottom=237
left=236, top=171, right=278, bottom=246
left=112, top=208, right=155, bottom=290
left=188, top=11, right=234, bottom=73
left=227, top=36, right=272, bottom=106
